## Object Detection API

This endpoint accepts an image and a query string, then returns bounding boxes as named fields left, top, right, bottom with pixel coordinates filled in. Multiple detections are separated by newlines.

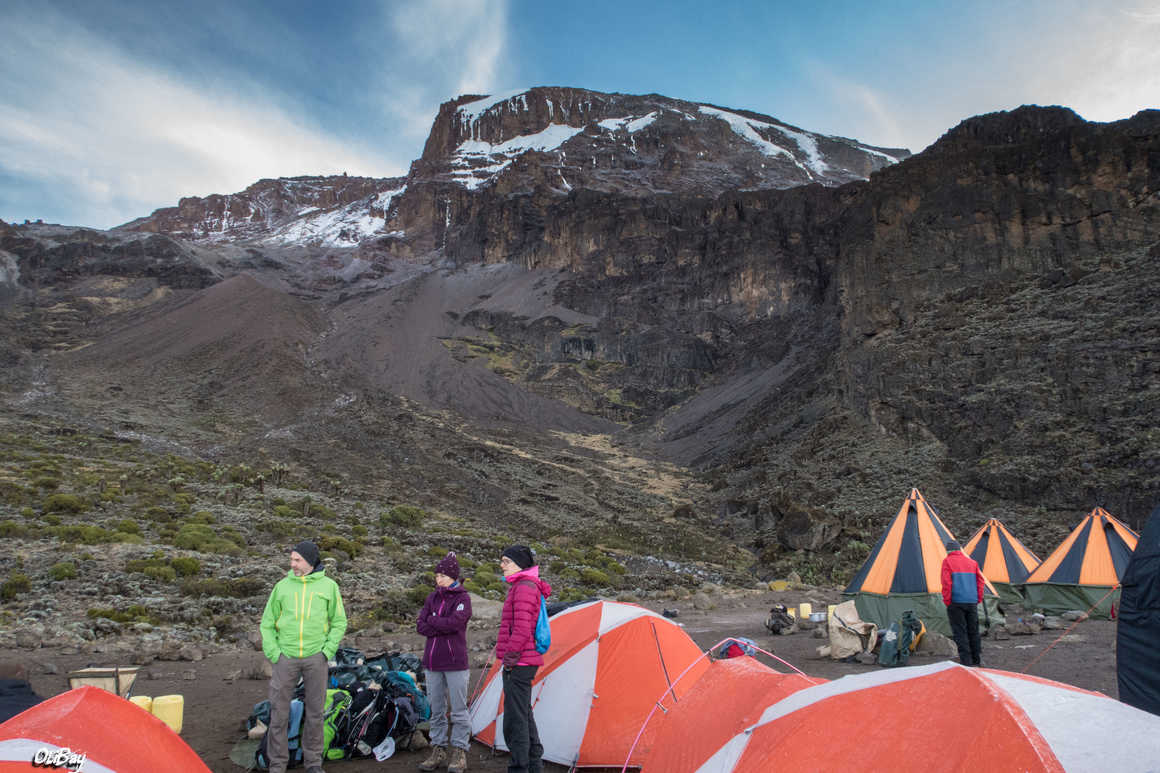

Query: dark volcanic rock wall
left=118, top=174, right=405, bottom=240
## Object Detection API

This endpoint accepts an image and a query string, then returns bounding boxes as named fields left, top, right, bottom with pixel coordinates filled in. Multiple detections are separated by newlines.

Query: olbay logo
left=32, top=746, right=86, bottom=771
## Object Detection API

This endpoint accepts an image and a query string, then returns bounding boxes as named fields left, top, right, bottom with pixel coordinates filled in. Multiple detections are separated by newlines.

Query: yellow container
left=768, top=579, right=789, bottom=592
left=128, top=695, right=153, bottom=712
left=786, top=608, right=796, bottom=620
left=799, top=602, right=812, bottom=619
left=827, top=604, right=838, bottom=619
left=151, top=694, right=184, bottom=734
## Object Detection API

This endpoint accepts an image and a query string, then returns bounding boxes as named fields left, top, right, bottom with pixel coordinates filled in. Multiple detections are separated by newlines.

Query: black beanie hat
left=435, top=551, right=460, bottom=580
left=502, top=545, right=535, bottom=570
left=945, top=540, right=961, bottom=552
left=293, top=540, right=321, bottom=569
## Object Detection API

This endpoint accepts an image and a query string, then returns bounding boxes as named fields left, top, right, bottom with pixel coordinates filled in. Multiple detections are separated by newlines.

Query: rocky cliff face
left=118, top=174, right=407, bottom=246
left=2, top=92, right=1157, bottom=582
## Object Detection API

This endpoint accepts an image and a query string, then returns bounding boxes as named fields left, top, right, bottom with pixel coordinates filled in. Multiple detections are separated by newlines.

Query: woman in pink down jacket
left=494, top=545, right=551, bottom=773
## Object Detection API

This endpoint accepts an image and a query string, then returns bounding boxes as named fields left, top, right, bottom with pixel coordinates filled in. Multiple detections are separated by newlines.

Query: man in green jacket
left=260, top=540, right=347, bottom=773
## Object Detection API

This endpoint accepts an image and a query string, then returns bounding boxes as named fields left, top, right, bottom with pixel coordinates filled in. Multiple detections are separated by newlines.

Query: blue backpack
left=520, top=580, right=551, bottom=654
left=255, top=698, right=304, bottom=769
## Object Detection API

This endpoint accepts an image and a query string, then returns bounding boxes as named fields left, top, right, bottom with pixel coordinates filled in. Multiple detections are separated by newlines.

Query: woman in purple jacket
left=417, top=552, right=473, bottom=773
left=494, top=545, right=551, bottom=773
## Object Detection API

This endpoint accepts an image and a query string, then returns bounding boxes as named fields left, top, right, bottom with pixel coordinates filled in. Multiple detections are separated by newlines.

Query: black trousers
left=947, top=603, right=982, bottom=666
left=501, top=665, right=542, bottom=773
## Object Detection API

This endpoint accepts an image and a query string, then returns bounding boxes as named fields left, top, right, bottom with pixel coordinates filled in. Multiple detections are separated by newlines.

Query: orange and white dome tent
left=641, top=656, right=823, bottom=772
left=0, top=686, right=211, bottom=772
left=469, top=600, right=708, bottom=768
left=684, top=662, right=1160, bottom=772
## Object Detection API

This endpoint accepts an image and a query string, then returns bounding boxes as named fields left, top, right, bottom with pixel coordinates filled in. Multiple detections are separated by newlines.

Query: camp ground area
left=4, top=585, right=1151, bottom=773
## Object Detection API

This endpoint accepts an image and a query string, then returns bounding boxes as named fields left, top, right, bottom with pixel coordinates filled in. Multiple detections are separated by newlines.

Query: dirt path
left=15, top=590, right=1118, bottom=772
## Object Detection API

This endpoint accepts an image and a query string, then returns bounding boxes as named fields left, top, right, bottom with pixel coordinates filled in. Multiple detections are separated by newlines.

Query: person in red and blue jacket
left=494, top=545, right=552, bottom=773
left=941, top=539, right=985, bottom=667
left=416, top=552, right=472, bottom=773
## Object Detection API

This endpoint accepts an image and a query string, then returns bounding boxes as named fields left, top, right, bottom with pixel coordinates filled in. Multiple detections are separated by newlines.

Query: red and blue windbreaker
left=941, top=550, right=984, bottom=605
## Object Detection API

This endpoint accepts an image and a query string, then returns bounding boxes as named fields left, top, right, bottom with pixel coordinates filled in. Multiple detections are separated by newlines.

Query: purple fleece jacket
left=416, top=582, right=472, bottom=671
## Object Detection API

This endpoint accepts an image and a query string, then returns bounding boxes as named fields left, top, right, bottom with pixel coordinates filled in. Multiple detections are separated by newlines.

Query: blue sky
left=2, top=0, right=1158, bottom=229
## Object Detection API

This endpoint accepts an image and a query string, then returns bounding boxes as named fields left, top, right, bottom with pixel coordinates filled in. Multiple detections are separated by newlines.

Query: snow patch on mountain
left=698, top=106, right=796, bottom=159
left=449, top=124, right=586, bottom=189
left=262, top=185, right=406, bottom=247
left=597, top=111, right=659, bottom=133
left=456, top=88, right=533, bottom=138
left=774, top=125, right=829, bottom=175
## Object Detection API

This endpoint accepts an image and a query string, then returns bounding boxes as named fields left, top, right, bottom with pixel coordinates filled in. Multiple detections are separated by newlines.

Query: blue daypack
left=517, top=580, right=551, bottom=654
left=534, top=594, right=551, bottom=654
left=255, top=697, right=304, bottom=768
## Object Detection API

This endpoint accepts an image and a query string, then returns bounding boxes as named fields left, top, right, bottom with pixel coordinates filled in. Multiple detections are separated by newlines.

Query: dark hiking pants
left=501, top=665, right=542, bottom=773
left=947, top=603, right=982, bottom=666
left=267, top=651, right=328, bottom=773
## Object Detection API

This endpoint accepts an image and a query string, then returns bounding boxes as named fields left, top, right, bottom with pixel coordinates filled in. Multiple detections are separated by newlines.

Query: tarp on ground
left=1117, top=504, right=1160, bottom=716
left=827, top=599, right=878, bottom=659
left=468, top=600, right=708, bottom=768
left=640, top=657, right=823, bottom=772
left=1022, top=506, right=1139, bottom=617
left=0, top=685, right=210, bottom=772
left=684, top=662, right=1160, bottom=772
left=963, top=517, right=1041, bottom=604
left=843, top=488, right=1001, bottom=636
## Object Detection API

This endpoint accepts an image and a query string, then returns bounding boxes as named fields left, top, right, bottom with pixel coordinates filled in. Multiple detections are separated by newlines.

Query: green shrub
left=318, top=533, right=363, bottom=559
left=143, top=566, right=177, bottom=582
left=352, top=524, right=368, bottom=538
left=189, top=511, right=216, bottom=524
left=1, top=573, right=31, bottom=600
left=381, top=505, right=426, bottom=528
left=115, top=519, right=141, bottom=535
left=427, top=545, right=448, bottom=558
left=86, top=604, right=156, bottom=624
left=170, top=557, right=201, bottom=577
left=179, top=577, right=265, bottom=598
left=372, top=586, right=432, bottom=622
left=0, top=520, right=29, bottom=538
left=50, top=524, right=117, bottom=544
left=49, top=561, right=77, bottom=580
left=126, top=556, right=167, bottom=573
left=43, top=493, right=88, bottom=514
left=143, top=506, right=172, bottom=523
left=272, top=505, right=297, bottom=520
left=580, top=567, right=612, bottom=587
left=172, top=523, right=243, bottom=555
left=260, top=519, right=297, bottom=540
left=32, top=476, right=60, bottom=490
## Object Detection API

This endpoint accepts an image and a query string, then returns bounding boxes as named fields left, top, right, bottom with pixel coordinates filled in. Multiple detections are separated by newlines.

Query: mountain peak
left=416, top=85, right=910, bottom=195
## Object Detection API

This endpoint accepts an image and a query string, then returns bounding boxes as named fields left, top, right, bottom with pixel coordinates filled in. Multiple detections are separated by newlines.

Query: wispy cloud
left=0, top=10, right=401, bottom=228
left=379, top=0, right=512, bottom=147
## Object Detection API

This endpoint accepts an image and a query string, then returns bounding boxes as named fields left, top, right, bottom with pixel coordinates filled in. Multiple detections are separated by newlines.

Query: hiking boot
left=418, top=746, right=447, bottom=771
left=447, top=746, right=467, bottom=773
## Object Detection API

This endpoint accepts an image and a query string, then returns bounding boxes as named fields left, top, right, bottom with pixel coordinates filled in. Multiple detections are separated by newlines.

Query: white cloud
left=378, top=0, right=511, bottom=147
left=0, top=11, right=401, bottom=228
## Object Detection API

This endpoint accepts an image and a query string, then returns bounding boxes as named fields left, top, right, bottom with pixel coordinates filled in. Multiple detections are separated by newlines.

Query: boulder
left=914, top=631, right=959, bottom=658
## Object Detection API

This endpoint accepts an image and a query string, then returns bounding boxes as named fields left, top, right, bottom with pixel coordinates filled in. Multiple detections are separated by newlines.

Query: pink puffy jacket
left=495, top=566, right=552, bottom=667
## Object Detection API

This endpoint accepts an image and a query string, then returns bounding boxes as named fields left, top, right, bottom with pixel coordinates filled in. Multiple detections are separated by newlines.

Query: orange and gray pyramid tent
left=843, top=488, right=1000, bottom=636
left=963, top=518, right=1041, bottom=603
left=1022, top=506, right=1139, bottom=617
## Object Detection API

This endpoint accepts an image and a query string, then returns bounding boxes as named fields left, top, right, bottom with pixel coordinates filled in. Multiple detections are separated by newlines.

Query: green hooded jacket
left=259, top=568, right=347, bottom=663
